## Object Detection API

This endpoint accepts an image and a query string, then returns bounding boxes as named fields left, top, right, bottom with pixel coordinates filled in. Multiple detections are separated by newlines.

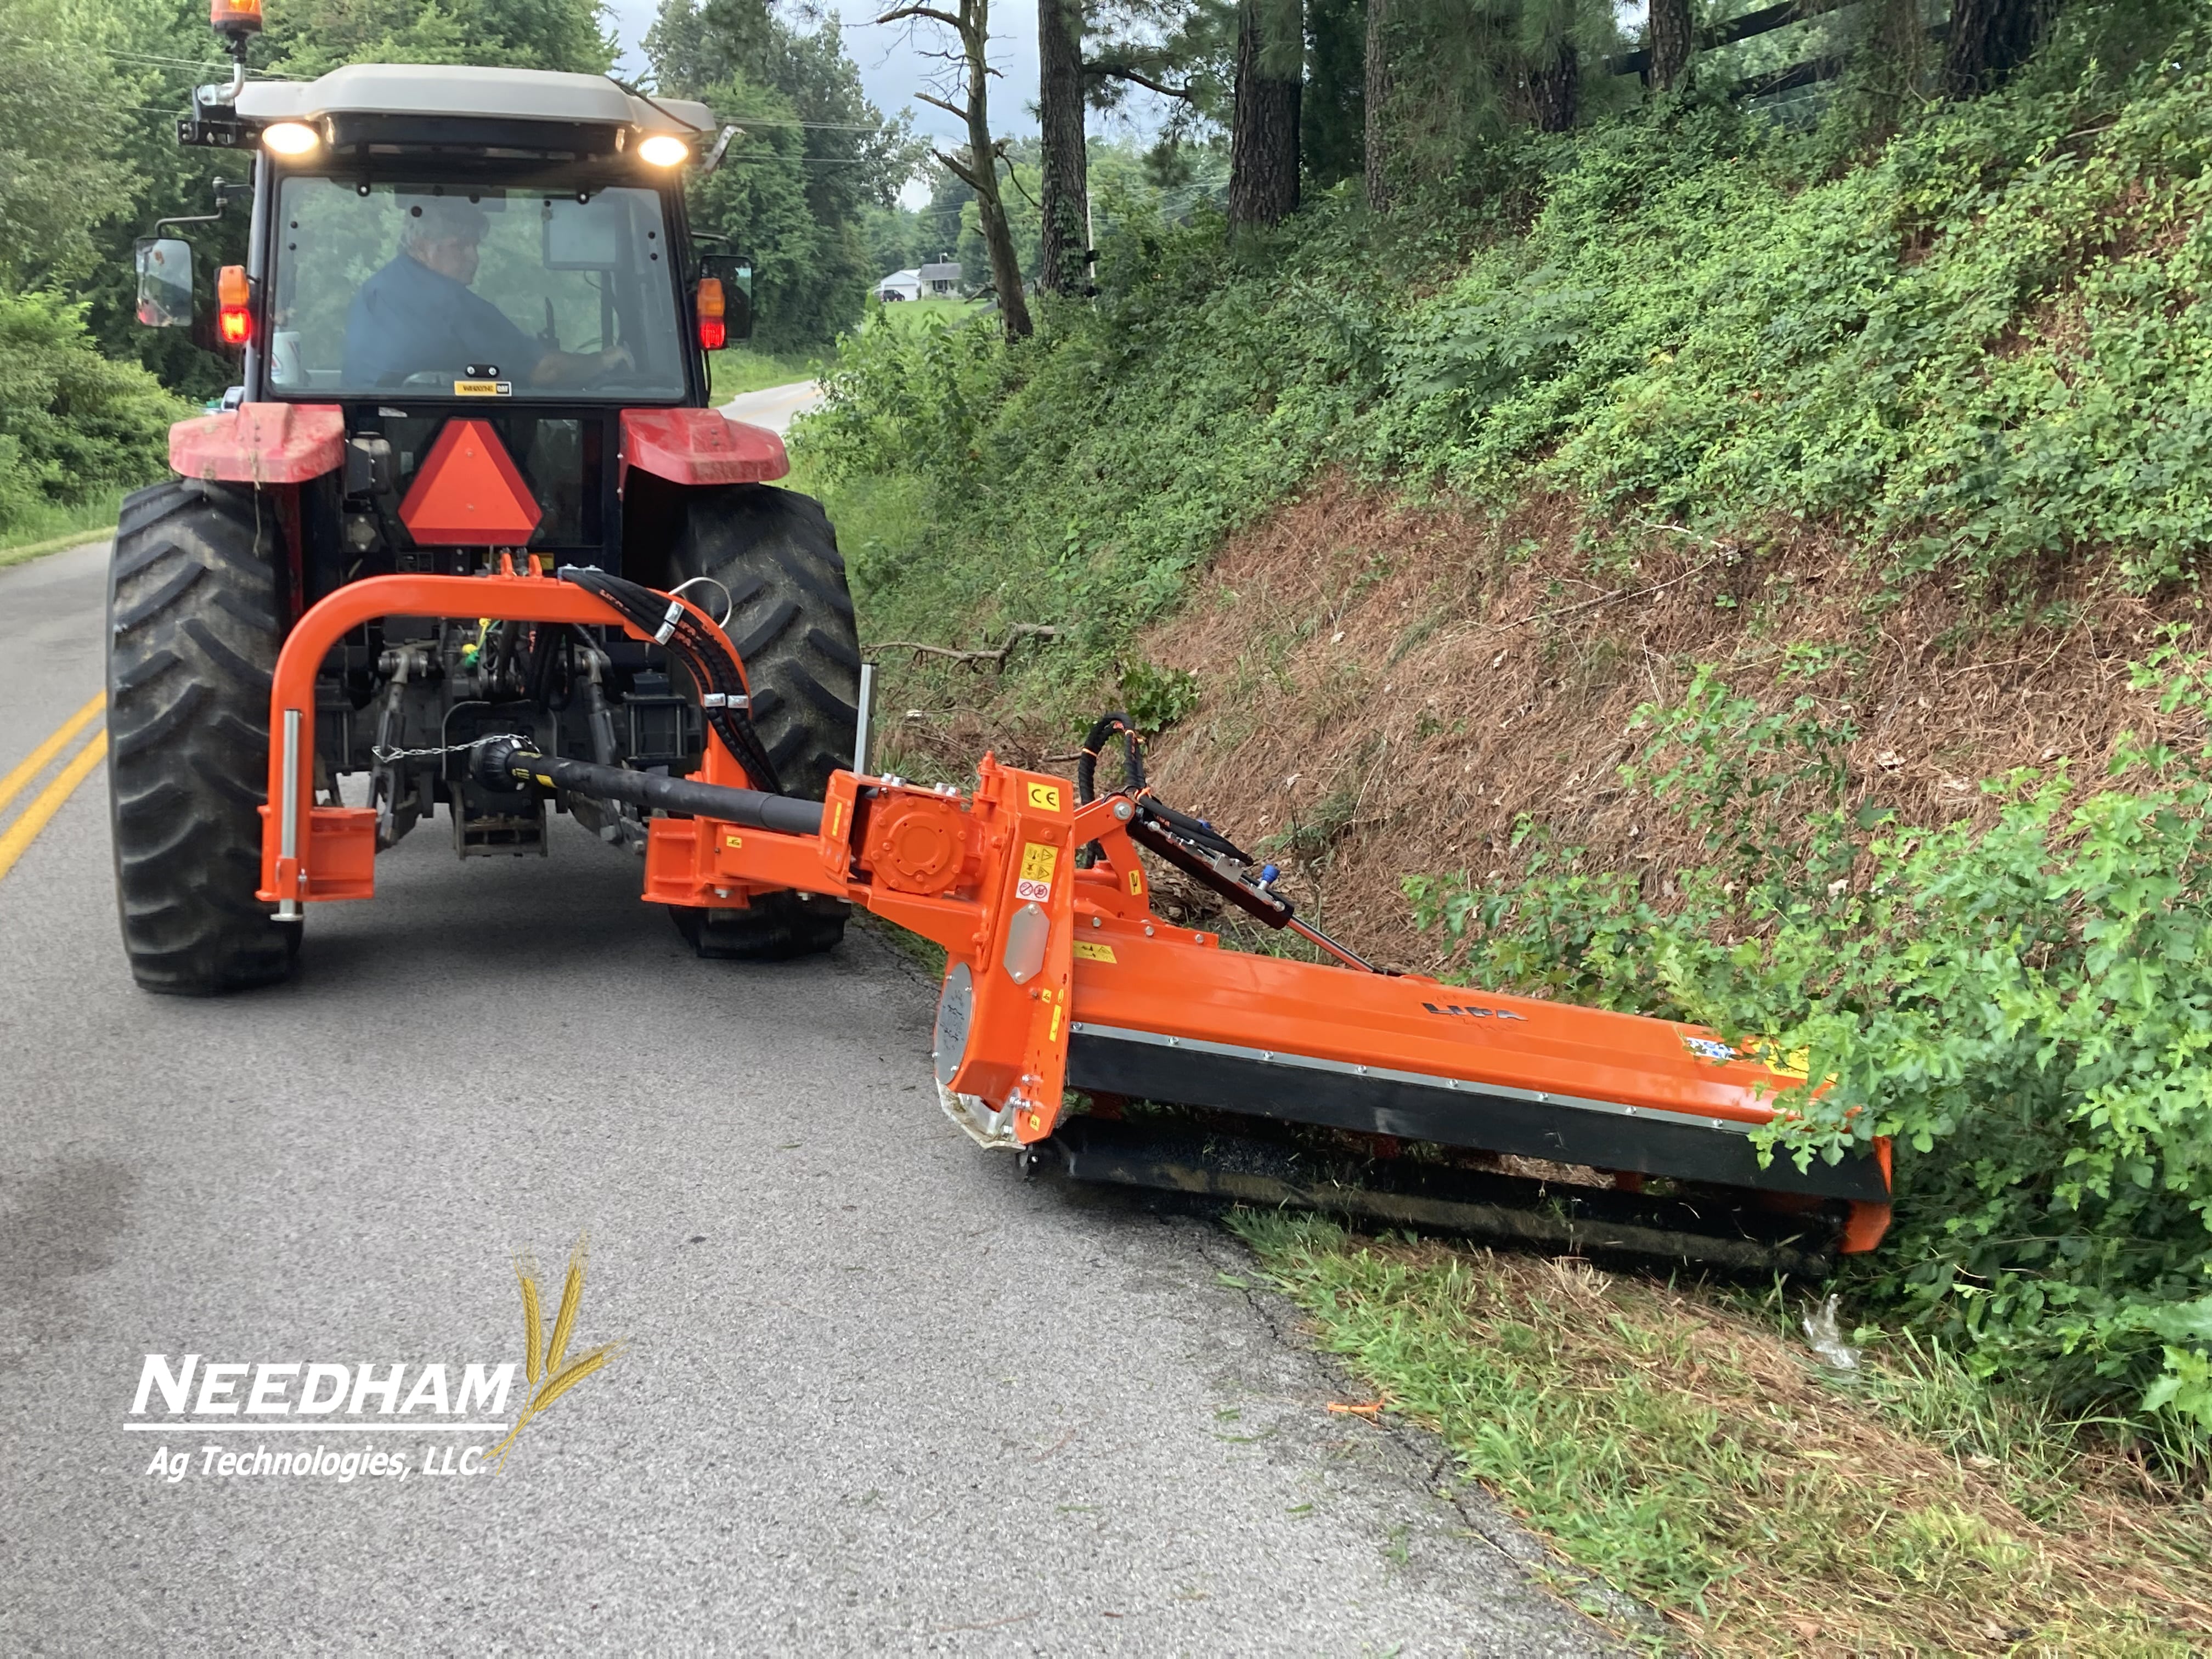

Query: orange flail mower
left=259, top=565, right=1891, bottom=1274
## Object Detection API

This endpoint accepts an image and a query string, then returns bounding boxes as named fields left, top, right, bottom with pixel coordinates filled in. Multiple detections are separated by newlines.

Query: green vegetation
left=0, top=289, right=183, bottom=545
left=1238, top=1212, right=2212, bottom=1654
left=650, top=0, right=922, bottom=354
left=0, top=493, right=124, bottom=569
left=709, top=347, right=820, bottom=400
left=867, top=296, right=989, bottom=334
left=806, top=3, right=2212, bottom=1450
left=1408, top=655, right=2212, bottom=1452
left=815, top=7, right=2212, bottom=664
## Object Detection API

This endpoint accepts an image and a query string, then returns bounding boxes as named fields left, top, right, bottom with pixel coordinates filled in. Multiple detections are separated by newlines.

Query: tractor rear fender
left=620, top=409, right=788, bottom=488
left=171, top=403, right=346, bottom=486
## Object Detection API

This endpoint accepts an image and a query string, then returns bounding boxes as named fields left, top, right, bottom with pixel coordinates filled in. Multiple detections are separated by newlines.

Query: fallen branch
left=865, top=623, right=1061, bottom=671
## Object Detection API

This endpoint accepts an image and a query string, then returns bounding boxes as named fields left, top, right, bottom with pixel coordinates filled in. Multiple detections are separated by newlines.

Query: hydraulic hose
left=555, top=565, right=785, bottom=795
left=477, top=737, right=825, bottom=837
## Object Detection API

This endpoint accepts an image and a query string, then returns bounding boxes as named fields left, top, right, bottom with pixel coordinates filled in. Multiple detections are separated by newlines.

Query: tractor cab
left=140, top=62, right=758, bottom=594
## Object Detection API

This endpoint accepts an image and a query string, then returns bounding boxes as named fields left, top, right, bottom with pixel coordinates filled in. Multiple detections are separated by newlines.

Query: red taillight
left=216, top=263, right=251, bottom=347
left=696, top=276, right=726, bottom=351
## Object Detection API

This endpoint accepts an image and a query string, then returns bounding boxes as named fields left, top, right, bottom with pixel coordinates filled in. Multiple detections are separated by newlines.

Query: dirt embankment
left=1041, top=474, right=2199, bottom=968
left=877, top=472, right=2200, bottom=968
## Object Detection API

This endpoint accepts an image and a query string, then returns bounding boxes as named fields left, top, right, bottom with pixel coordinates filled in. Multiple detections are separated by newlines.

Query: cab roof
left=235, top=65, right=713, bottom=138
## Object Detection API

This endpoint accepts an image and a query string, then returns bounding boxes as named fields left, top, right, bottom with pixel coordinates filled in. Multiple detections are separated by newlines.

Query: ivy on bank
left=1409, top=651, right=2212, bottom=1448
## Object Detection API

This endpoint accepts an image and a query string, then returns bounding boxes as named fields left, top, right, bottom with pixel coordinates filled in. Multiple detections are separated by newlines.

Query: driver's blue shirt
left=342, top=252, right=545, bottom=387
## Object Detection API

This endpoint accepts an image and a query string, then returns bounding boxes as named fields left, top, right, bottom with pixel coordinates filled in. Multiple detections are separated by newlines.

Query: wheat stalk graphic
left=488, top=1233, right=623, bottom=1468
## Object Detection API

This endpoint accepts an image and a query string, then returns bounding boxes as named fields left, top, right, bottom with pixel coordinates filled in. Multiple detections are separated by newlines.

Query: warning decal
left=1073, top=940, right=1117, bottom=963
left=1016, top=840, right=1058, bottom=902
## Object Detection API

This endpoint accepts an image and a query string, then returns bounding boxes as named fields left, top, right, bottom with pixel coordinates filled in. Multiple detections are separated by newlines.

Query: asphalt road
left=0, top=535, right=1619, bottom=1653
left=722, top=379, right=825, bottom=434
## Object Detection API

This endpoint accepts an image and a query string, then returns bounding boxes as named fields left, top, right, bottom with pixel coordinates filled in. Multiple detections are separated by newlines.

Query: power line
left=101, top=47, right=304, bottom=80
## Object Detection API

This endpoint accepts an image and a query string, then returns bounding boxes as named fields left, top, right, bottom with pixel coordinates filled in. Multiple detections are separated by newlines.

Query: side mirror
left=135, top=237, right=195, bottom=328
left=699, top=252, right=754, bottom=343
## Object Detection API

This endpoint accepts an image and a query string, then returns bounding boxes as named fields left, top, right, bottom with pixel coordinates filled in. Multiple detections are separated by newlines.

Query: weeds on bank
left=1234, top=1211, right=2212, bottom=1656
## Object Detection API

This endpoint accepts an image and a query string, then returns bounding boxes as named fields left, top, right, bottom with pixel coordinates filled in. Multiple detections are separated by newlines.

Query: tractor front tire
left=106, top=479, right=300, bottom=995
left=664, top=484, right=860, bottom=961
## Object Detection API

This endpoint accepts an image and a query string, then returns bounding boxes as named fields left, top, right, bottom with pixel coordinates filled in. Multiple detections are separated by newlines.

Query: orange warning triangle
left=398, top=418, right=544, bottom=546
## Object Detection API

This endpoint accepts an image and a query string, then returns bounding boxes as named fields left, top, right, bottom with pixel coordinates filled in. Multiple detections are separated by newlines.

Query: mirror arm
left=153, top=180, right=251, bottom=239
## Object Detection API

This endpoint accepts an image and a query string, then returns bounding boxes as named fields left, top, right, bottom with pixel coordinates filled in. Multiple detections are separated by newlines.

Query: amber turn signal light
left=216, top=264, right=251, bottom=347
left=695, top=276, right=726, bottom=351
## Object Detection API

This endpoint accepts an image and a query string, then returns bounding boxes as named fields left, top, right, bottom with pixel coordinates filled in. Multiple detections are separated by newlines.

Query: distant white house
left=919, top=261, right=962, bottom=297
left=876, top=268, right=922, bottom=302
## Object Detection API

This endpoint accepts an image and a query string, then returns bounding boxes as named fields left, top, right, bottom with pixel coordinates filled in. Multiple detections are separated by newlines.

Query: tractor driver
left=342, top=197, right=634, bottom=390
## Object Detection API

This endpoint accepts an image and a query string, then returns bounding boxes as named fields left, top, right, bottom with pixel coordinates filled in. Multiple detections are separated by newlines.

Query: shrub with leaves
left=1407, top=652, right=2212, bottom=1447
left=0, top=287, right=187, bottom=538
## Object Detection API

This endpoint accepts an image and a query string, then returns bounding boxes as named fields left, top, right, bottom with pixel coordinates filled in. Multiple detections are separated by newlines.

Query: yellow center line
left=0, top=728, right=108, bottom=883
left=0, top=691, right=104, bottom=818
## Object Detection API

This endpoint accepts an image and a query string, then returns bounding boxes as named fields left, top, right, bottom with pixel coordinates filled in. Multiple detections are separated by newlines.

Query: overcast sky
left=605, top=0, right=1042, bottom=146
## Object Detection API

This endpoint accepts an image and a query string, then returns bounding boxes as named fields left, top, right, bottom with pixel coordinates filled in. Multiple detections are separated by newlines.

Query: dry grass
left=1240, top=1214, right=2212, bottom=1656
left=1118, top=473, right=2204, bottom=970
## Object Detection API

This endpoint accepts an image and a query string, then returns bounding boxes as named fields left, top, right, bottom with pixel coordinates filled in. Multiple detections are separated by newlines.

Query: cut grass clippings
left=1232, top=1211, right=2212, bottom=1656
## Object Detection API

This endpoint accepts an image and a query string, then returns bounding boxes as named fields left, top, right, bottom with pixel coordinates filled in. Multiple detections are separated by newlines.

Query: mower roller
left=253, top=562, right=1893, bottom=1274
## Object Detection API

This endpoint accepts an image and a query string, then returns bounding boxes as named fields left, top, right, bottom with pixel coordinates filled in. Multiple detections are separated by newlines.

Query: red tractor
left=114, top=32, right=857, bottom=992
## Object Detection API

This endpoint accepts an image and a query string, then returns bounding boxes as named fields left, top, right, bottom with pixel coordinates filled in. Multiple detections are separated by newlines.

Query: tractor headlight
left=637, top=133, right=689, bottom=168
left=262, top=121, right=321, bottom=157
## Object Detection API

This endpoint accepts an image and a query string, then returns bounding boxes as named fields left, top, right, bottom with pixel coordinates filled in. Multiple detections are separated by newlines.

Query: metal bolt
left=1144, top=924, right=1154, bottom=936
left=1111, top=799, right=1133, bottom=821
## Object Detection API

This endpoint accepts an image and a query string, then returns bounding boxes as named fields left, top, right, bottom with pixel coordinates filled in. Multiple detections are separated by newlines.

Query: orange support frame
left=258, top=566, right=1892, bottom=1252
left=256, top=558, right=752, bottom=912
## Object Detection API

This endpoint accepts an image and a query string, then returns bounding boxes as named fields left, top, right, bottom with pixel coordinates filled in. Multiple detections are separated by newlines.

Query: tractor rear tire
left=106, top=478, right=300, bottom=995
left=664, top=484, right=860, bottom=961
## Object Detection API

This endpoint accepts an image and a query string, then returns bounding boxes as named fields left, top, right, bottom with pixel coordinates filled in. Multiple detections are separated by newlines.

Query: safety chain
left=369, top=733, right=527, bottom=766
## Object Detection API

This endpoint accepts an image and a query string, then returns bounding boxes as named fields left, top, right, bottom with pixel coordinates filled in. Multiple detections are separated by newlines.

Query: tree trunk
left=1362, top=0, right=1392, bottom=212
left=960, top=0, right=1032, bottom=338
left=1229, top=0, right=1302, bottom=233
left=1942, top=0, right=2044, bottom=97
left=1525, top=44, right=1578, bottom=132
left=1037, top=0, right=1088, bottom=295
left=1647, top=0, right=1691, bottom=92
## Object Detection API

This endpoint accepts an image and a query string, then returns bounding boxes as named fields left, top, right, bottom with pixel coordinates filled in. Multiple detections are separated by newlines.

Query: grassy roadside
left=1234, top=1212, right=2212, bottom=1655
left=867, top=296, right=988, bottom=335
left=709, top=346, right=821, bottom=400
left=0, top=492, right=124, bottom=569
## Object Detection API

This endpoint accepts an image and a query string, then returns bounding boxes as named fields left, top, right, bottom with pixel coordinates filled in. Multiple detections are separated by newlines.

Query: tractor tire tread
left=663, top=483, right=859, bottom=962
left=106, top=478, right=299, bottom=995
